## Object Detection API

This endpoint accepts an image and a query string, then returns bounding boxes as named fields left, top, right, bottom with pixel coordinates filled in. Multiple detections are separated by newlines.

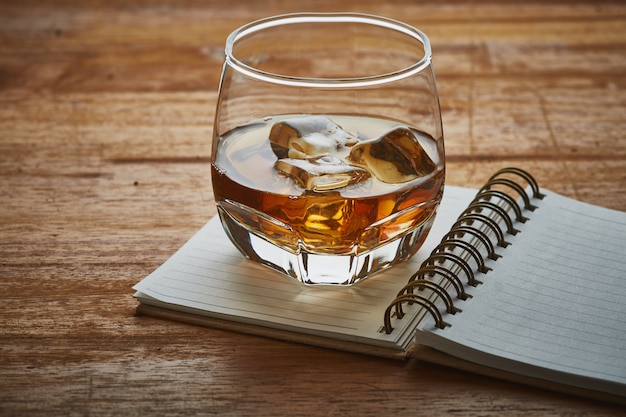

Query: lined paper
left=415, top=190, right=626, bottom=397
left=134, top=185, right=478, bottom=350
left=134, top=184, right=626, bottom=397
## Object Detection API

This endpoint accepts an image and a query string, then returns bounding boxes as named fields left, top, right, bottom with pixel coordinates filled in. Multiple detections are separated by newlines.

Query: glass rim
left=224, top=12, right=433, bottom=88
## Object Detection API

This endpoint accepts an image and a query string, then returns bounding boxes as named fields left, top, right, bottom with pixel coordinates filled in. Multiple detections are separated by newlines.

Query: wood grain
left=1, top=1, right=625, bottom=415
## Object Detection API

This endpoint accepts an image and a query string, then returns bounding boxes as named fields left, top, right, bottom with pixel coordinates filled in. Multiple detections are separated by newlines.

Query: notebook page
left=415, top=190, right=626, bottom=396
left=134, top=186, right=478, bottom=350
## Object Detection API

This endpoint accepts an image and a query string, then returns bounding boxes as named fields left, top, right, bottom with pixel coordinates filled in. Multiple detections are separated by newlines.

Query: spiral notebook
left=133, top=168, right=626, bottom=404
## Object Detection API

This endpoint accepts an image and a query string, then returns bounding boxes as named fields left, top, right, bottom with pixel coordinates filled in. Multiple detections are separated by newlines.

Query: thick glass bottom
left=216, top=204, right=436, bottom=285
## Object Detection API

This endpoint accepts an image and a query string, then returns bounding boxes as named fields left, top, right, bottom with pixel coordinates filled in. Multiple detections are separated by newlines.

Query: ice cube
left=348, top=126, right=436, bottom=183
left=269, top=116, right=358, bottom=159
left=274, top=155, right=370, bottom=191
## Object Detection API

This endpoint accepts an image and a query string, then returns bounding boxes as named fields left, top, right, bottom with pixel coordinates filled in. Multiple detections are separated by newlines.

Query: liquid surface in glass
left=211, top=114, right=444, bottom=284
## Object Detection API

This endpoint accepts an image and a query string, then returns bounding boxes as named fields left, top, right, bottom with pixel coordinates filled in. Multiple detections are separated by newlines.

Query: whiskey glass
left=211, top=13, right=445, bottom=285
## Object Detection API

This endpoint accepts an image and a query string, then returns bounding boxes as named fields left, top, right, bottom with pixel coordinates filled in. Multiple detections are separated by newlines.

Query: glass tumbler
left=211, top=13, right=445, bottom=285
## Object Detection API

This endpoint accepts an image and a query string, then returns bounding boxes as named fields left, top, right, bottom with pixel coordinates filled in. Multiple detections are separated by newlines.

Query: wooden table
left=2, top=1, right=625, bottom=415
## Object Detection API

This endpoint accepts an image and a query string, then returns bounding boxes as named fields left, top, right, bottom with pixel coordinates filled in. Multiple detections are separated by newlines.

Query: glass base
left=216, top=205, right=436, bottom=285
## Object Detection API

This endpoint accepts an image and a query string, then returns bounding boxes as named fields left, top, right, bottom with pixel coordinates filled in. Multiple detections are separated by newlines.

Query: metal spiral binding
left=381, top=167, right=543, bottom=334
left=489, top=167, right=546, bottom=200
left=411, top=263, right=470, bottom=301
left=434, top=238, right=492, bottom=274
left=474, top=189, right=529, bottom=223
left=418, top=252, right=475, bottom=299
left=453, top=213, right=511, bottom=248
left=443, top=226, right=501, bottom=261
left=463, top=200, right=520, bottom=235
left=396, top=279, right=462, bottom=318
left=383, top=294, right=451, bottom=331
left=480, top=178, right=538, bottom=211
